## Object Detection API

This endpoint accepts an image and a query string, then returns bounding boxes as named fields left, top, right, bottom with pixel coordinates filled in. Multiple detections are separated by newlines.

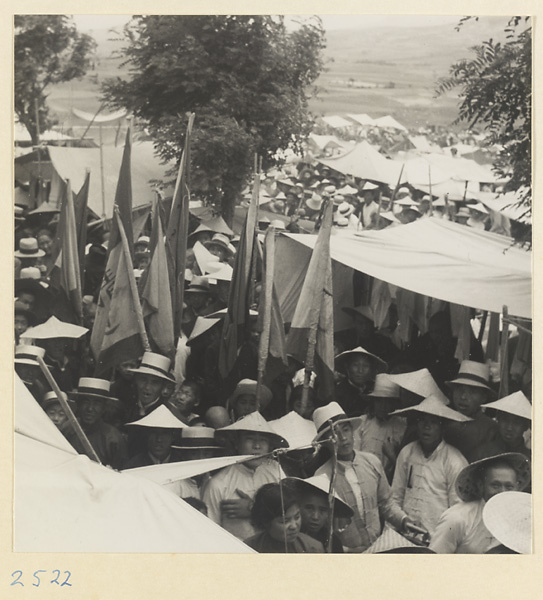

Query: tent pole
left=498, top=305, right=510, bottom=397
left=98, top=123, right=106, bottom=221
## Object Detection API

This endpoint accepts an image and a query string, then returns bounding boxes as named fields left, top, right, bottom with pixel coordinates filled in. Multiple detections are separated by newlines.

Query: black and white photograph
left=11, top=11, right=532, bottom=563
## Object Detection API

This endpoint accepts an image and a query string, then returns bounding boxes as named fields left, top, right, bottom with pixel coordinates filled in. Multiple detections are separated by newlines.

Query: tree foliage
left=436, top=17, right=532, bottom=218
left=101, top=15, right=326, bottom=223
left=14, top=15, right=97, bottom=143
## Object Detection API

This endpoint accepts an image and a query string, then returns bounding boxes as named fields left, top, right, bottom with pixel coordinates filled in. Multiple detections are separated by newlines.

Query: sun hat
left=361, top=181, right=379, bottom=191
left=126, top=404, right=187, bottom=429
left=204, top=233, right=234, bottom=256
left=127, top=352, right=174, bottom=383
left=305, top=194, right=323, bottom=211
left=394, top=197, right=417, bottom=208
left=334, top=346, right=388, bottom=375
left=446, top=360, right=494, bottom=393
left=188, top=223, right=214, bottom=240
left=366, top=374, right=400, bottom=399
left=285, top=474, right=354, bottom=518
left=388, top=368, right=449, bottom=405
left=227, top=379, right=273, bottom=411
left=271, top=199, right=286, bottom=212
left=342, top=305, right=374, bottom=322
left=468, top=202, right=489, bottom=215
left=258, top=215, right=271, bottom=225
left=22, top=315, right=88, bottom=340
left=396, top=186, right=411, bottom=198
left=334, top=216, right=349, bottom=227
left=269, top=411, right=317, bottom=449
left=70, top=377, right=119, bottom=402
left=14, top=300, right=38, bottom=327
left=185, top=275, right=211, bottom=294
left=483, top=491, right=531, bottom=554
left=337, top=184, right=359, bottom=196
left=481, top=391, right=531, bottom=421
left=42, top=390, right=74, bottom=408
left=274, top=191, right=287, bottom=201
left=312, top=402, right=362, bottom=441
left=270, top=219, right=287, bottom=230
left=172, top=426, right=224, bottom=451
left=379, top=211, right=400, bottom=224
left=391, top=394, right=471, bottom=422
left=365, top=528, right=434, bottom=554
left=15, top=238, right=45, bottom=258
left=216, top=411, right=288, bottom=449
left=455, top=452, right=531, bottom=503
left=456, top=207, right=471, bottom=219
left=324, top=185, right=336, bottom=195
left=186, top=316, right=221, bottom=345
left=200, top=215, right=234, bottom=237
left=14, top=344, right=46, bottom=366
left=337, top=202, right=354, bottom=217
left=135, top=235, right=150, bottom=247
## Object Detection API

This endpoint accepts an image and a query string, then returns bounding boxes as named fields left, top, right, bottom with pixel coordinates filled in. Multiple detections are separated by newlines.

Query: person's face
left=45, top=404, right=68, bottom=430
left=353, top=314, right=374, bottom=339
left=268, top=503, right=302, bottom=544
left=416, top=414, right=443, bottom=451
left=185, top=292, right=209, bottom=310
left=238, top=432, right=270, bottom=456
left=134, top=374, right=164, bottom=406
left=37, top=234, right=53, bottom=255
left=234, top=394, right=258, bottom=419
left=147, top=428, right=175, bottom=460
left=42, top=338, right=69, bottom=362
left=497, top=413, right=529, bottom=446
left=171, top=385, right=199, bottom=416
left=451, top=385, right=488, bottom=417
left=82, top=302, right=97, bottom=329
left=346, top=355, right=373, bottom=387
left=479, top=466, right=519, bottom=502
left=300, top=492, right=329, bottom=535
left=135, top=255, right=150, bottom=269
left=117, top=359, right=138, bottom=378
left=332, top=421, right=355, bottom=460
left=17, top=292, right=36, bottom=311
left=78, top=396, right=106, bottom=427
left=372, top=398, right=397, bottom=421
left=15, top=314, right=29, bottom=337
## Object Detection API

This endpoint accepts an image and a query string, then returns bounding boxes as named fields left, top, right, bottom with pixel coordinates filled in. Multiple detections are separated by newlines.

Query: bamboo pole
left=326, top=420, right=339, bottom=553
left=36, top=356, right=101, bottom=463
left=115, top=208, right=151, bottom=352
left=499, top=305, right=510, bottom=397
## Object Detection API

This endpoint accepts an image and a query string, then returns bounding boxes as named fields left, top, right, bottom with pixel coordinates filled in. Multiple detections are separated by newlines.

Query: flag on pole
left=74, top=171, right=90, bottom=282
left=165, top=113, right=195, bottom=339
left=286, top=201, right=335, bottom=402
left=218, top=170, right=260, bottom=379
left=94, top=210, right=148, bottom=375
left=257, top=227, right=288, bottom=388
left=140, top=197, right=175, bottom=355
left=53, top=179, right=83, bottom=322
left=91, top=127, right=135, bottom=365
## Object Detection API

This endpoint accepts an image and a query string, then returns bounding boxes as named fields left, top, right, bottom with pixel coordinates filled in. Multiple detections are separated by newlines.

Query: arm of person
left=202, top=475, right=224, bottom=524
left=445, top=449, right=468, bottom=507
left=373, top=454, right=410, bottom=531
left=429, top=507, right=463, bottom=554
left=390, top=446, right=408, bottom=509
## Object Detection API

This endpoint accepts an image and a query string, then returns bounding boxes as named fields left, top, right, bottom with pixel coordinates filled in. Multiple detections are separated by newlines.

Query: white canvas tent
left=14, top=376, right=253, bottom=553
left=275, top=218, right=531, bottom=320
left=320, top=115, right=353, bottom=129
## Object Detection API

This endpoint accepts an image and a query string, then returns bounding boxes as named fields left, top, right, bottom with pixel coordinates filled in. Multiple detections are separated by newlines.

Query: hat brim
left=70, top=391, right=119, bottom=403
left=15, top=249, right=45, bottom=258
left=14, top=358, right=42, bottom=366
left=286, top=477, right=354, bottom=519
left=335, top=350, right=387, bottom=374
left=314, top=415, right=363, bottom=442
left=446, top=377, right=495, bottom=394
left=455, top=452, right=531, bottom=503
left=127, top=366, right=174, bottom=382
left=215, top=428, right=288, bottom=449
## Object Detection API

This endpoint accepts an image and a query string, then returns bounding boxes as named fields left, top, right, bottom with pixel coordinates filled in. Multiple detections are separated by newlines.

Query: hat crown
left=182, top=426, right=215, bottom=440
left=187, top=275, right=210, bottom=290
left=369, top=374, right=400, bottom=398
left=139, top=352, right=171, bottom=374
left=78, top=377, right=111, bottom=394
left=15, top=344, right=45, bottom=359
left=210, top=233, right=230, bottom=245
left=457, top=360, right=490, bottom=382
left=19, top=238, right=39, bottom=252
left=43, top=391, right=67, bottom=403
left=312, top=402, right=347, bottom=432
left=19, top=267, right=41, bottom=280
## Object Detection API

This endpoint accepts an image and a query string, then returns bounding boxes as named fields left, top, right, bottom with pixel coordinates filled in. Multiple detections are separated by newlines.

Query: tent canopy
left=14, top=376, right=252, bottom=553
left=373, top=115, right=408, bottom=132
left=46, top=143, right=174, bottom=217
left=279, top=217, right=531, bottom=318
left=320, top=115, right=353, bottom=129
left=347, top=113, right=375, bottom=127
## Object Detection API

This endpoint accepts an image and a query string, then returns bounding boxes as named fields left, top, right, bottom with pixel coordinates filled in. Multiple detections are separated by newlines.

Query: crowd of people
left=14, top=149, right=531, bottom=554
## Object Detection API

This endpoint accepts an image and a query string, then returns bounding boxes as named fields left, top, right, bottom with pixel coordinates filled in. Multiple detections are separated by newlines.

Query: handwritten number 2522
left=10, top=570, right=72, bottom=587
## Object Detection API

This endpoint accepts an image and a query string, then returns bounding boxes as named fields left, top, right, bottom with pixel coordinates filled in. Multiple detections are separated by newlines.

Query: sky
left=72, top=14, right=464, bottom=32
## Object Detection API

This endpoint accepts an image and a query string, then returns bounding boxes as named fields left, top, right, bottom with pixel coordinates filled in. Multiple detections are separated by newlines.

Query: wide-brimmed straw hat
left=22, top=316, right=88, bottom=340
left=481, top=391, right=532, bottom=421
left=216, top=411, right=288, bottom=449
left=42, top=390, right=74, bottom=408
left=337, top=202, right=354, bottom=217
left=391, top=394, right=471, bottom=422
left=186, top=316, right=221, bottom=345
left=379, top=211, right=400, bottom=224
left=15, top=238, right=45, bottom=258
left=342, top=305, right=374, bottom=322
left=204, top=233, right=235, bottom=256
left=185, top=275, right=212, bottom=294
left=482, top=491, right=531, bottom=554
left=227, top=379, right=273, bottom=411
left=172, top=426, right=224, bottom=451
left=446, top=360, right=494, bottom=393
left=285, top=474, right=353, bottom=519
left=305, top=194, right=323, bottom=211
left=312, top=402, right=362, bottom=441
left=455, top=453, right=531, bottom=503
left=269, top=411, right=317, bottom=449
left=126, top=404, right=186, bottom=429
left=127, top=352, right=174, bottom=383
left=14, top=344, right=46, bottom=366
left=334, top=346, right=388, bottom=375
left=70, top=377, right=119, bottom=403
left=188, top=223, right=214, bottom=240
left=366, top=374, right=400, bottom=400
left=388, top=368, right=449, bottom=405
left=456, top=207, right=471, bottom=219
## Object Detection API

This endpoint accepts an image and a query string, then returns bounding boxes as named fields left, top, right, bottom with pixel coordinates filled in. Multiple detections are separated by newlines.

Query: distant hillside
left=46, top=16, right=512, bottom=134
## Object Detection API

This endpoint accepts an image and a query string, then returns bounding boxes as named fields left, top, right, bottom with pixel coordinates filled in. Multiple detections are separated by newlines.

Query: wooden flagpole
left=36, top=356, right=102, bottom=463
left=499, top=305, right=510, bottom=397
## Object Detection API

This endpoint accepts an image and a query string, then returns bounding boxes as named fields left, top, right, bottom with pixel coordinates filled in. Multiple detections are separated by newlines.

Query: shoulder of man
left=298, top=532, right=325, bottom=553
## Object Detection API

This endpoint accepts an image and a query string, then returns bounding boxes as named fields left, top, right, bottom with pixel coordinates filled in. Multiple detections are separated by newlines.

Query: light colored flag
left=286, top=201, right=335, bottom=401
